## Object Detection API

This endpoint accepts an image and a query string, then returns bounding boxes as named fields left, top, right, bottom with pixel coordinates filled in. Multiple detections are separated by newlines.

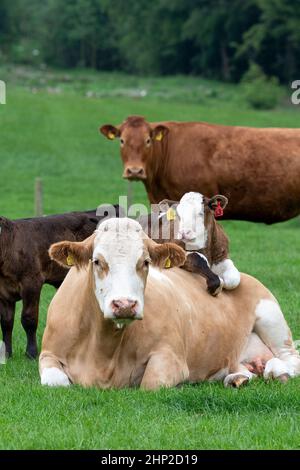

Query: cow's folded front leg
left=211, top=259, right=240, bottom=290
left=39, top=352, right=70, bottom=387
left=140, top=348, right=189, bottom=390
left=184, top=252, right=223, bottom=296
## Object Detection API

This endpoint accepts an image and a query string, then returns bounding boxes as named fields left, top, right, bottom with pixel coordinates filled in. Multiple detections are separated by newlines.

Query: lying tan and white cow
left=39, top=218, right=300, bottom=389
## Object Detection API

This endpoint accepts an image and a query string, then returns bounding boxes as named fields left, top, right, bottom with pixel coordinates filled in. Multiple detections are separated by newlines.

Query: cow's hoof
left=277, top=373, right=290, bottom=384
left=224, top=373, right=249, bottom=388
left=264, top=358, right=291, bottom=382
left=208, top=277, right=223, bottom=297
left=25, top=349, right=38, bottom=360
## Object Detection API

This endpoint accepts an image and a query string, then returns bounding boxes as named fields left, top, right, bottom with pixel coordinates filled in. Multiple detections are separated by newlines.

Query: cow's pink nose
left=124, top=167, right=146, bottom=179
left=179, top=229, right=196, bottom=241
left=111, top=298, right=137, bottom=318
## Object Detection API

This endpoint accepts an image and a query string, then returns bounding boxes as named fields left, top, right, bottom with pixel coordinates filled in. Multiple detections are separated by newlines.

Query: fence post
left=34, top=177, right=43, bottom=217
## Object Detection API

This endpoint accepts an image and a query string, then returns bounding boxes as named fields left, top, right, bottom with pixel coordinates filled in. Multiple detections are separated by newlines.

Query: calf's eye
left=93, top=259, right=99, bottom=266
left=146, top=137, right=151, bottom=146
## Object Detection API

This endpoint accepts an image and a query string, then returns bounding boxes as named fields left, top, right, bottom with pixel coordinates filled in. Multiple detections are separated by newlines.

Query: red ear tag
left=214, top=201, right=223, bottom=217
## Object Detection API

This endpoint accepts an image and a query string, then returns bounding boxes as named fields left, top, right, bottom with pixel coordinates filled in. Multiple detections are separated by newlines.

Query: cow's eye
left=93, top=259, right=99, bottom=266
left=145, top=137, right=151, bottom=146
left=120, top=138, right=125, bottom=146
left=144, top=259, right=151, bottom=268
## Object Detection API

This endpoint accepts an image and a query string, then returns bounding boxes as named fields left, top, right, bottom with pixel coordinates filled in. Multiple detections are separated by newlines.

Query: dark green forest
left=0, top=0, right=300, bottom=83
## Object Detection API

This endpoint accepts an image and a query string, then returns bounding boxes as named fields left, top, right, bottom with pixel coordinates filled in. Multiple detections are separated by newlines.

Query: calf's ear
left=158, top=199, right=178, bottom=212
left=49, top=234, right=95, bottom=269
left=100, top=124, right=121, bottom=140
left=146, top=239, right=186, bottom=269
left=208, top=195, right=228, bottom=211
left=151, top=125, right=169, bottom=142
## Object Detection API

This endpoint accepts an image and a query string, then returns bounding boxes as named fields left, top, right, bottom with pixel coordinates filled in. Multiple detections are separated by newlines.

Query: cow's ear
left=207, top=195, right=228, bottom=211
left=151, top=125, right=169, bottom=142
left=146, top=239, right=186, bottom=269
left=157, top=199, right=178, bottom=221
left=158, top=199, right=178, bottom=212
left=100, top=124, right=121, bottom=140
left=49, top=234, right=95, bottom=269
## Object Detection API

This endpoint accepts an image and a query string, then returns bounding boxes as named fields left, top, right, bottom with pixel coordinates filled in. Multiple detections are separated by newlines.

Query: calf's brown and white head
left=100, top=116, right=169, bottom=181
left=165, top=192, right=228, bottom=250
left=49, top=218, right=185, bottom=326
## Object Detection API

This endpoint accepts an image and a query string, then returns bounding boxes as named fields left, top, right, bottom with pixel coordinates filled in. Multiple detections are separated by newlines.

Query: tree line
left=0, top=0, right=299, bottom=83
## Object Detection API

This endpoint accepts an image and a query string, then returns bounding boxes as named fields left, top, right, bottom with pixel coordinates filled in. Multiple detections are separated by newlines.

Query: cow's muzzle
left=178, top=228, right=197, bottom=241
left=123, top=167, right=147, bottom=180
left=111, top=298, right=139, bottom=319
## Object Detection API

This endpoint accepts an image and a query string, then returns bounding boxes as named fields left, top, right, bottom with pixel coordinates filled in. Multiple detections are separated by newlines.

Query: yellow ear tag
left=167, top=208, right=176, bottom=221
left=66, top=254, right=74, bottom=266
left=165, top=257, right=171, bottom=269
left=108, top=131, right=115, bottom=140
left=155, top=131, right=163, bottom=142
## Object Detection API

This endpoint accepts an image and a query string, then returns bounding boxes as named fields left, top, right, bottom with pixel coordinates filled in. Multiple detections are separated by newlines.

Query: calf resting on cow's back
left=0, top=208, right=119, bottom=359
left=138, top=192, right=240, bottom=296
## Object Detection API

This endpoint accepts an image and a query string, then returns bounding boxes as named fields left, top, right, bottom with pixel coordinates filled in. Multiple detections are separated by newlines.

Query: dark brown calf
left=0, top=208, right=118, bottom=358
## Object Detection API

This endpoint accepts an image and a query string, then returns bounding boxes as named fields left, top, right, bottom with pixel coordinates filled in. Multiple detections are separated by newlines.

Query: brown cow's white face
left=49, top=218, right=186, bottom=328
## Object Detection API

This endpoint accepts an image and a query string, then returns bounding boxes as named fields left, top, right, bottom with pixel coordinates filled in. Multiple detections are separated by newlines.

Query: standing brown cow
left=100, top=116, right=300, bottom=224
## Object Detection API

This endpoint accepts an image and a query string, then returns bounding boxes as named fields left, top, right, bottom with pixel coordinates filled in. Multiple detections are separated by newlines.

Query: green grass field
left=0, top=67, right=300, bottom=450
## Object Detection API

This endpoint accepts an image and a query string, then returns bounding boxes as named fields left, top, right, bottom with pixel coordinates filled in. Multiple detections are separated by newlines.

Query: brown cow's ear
left=49, top=234, right=95, bottom=269
left=146, top=239, right=186, bottom=269
left=151, top=125, right=169, bottom=142
left=100, top=124, right=121, bottom=140
left=208, top=195, right=228, bottom=211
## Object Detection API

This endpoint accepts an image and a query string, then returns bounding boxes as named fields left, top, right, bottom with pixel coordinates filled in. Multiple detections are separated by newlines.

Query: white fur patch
left=176, top=192, right=207, bottom=250
left=0, top=341, right=6, bottom=365
left=212, top=259, right=240, bottom=290
left=255, top=299, right=286, bottom=345
left=93, top=218, right=145, bottom=319
left=41, top=367, right=70, bottom=387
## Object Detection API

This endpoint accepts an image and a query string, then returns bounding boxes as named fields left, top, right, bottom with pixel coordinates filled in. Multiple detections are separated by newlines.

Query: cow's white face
left=49, top=218, right=186, bottom=328
left=92, top=218, right=147, bottom=324
left=176, top=192, right=207, bottom=250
